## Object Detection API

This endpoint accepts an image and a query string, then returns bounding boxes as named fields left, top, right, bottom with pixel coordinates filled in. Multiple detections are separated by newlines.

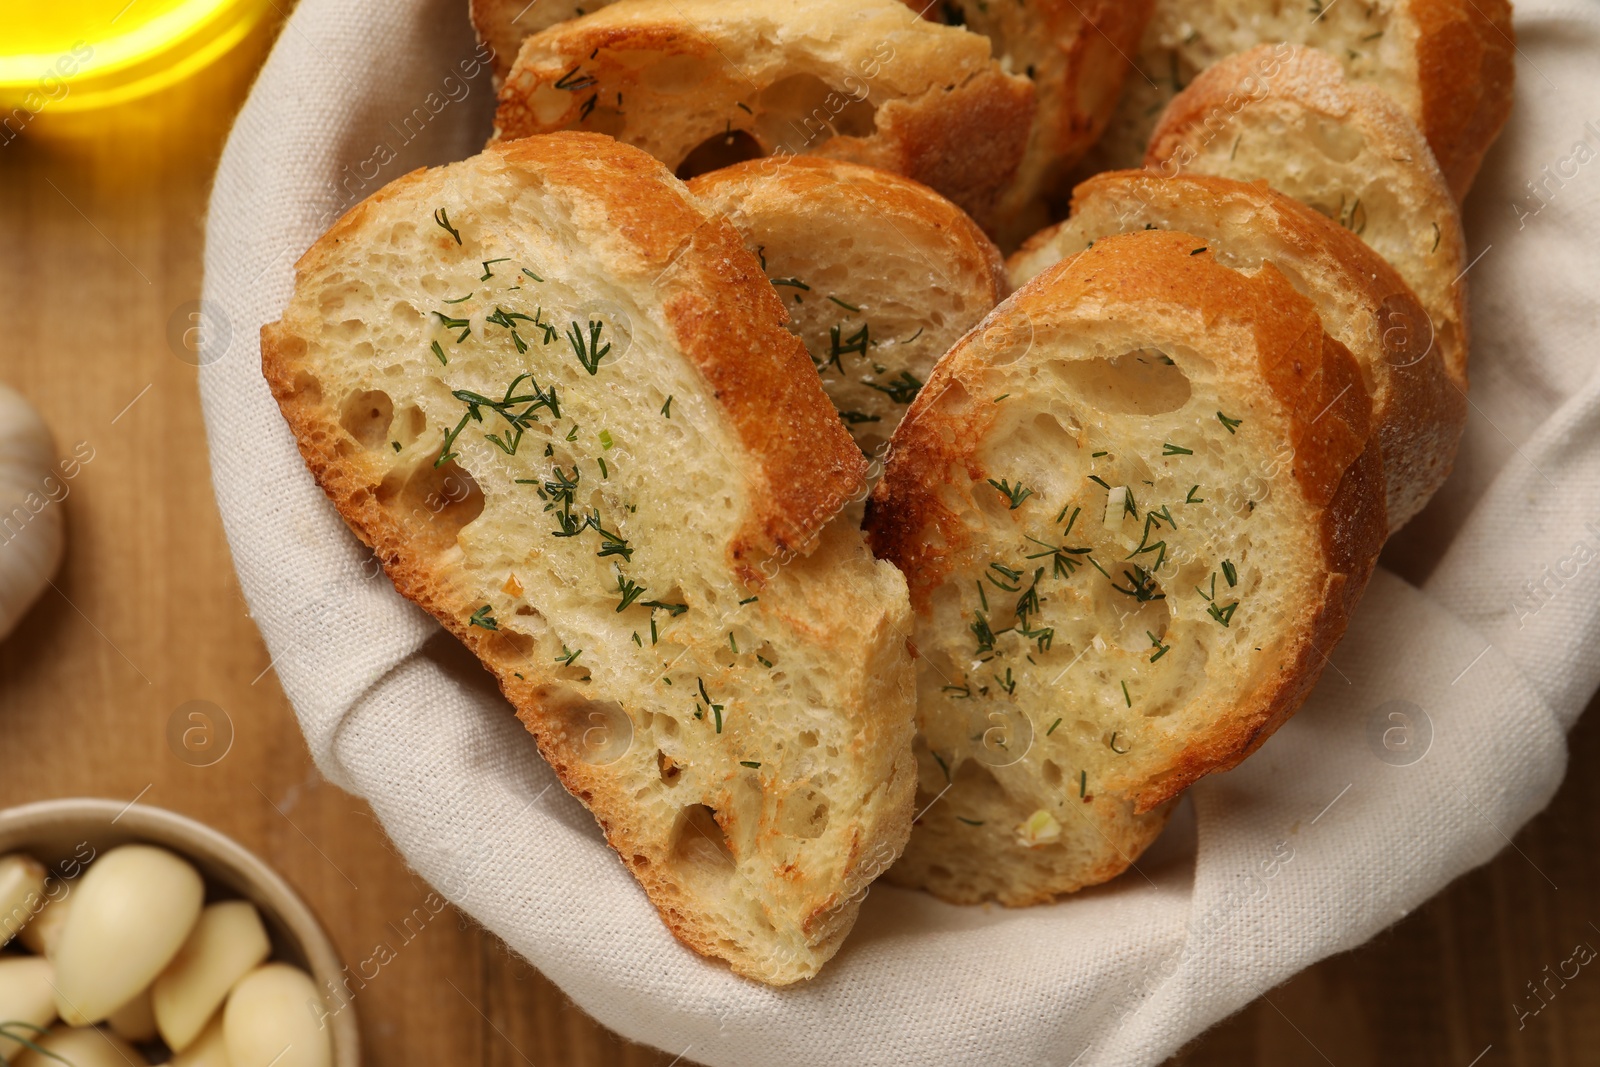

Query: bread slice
left=867, top=229, right=1386, bottom=904
left=1011, top=171, right=1464, bottom=531
left=904, top=0, right=1156, bottom=248
left=1144, top=45, right=1470, bottom=396
left=469, top=0, right=609, bottom=85
left=1084, top=0, right=1514, bottom=200
left=261, top=133, right=918, bottom=984
left=491, top=0, right=1035, bottom=230
left=687, top=158, right=1006, bottom=457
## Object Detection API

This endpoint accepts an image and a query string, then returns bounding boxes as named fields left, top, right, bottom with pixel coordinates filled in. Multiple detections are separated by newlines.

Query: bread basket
left=194, top=0, right=1600, bottom=1062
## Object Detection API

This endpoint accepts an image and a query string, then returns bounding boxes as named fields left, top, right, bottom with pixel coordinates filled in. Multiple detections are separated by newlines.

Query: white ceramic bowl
left=0, top=797, right=359, bottom=1064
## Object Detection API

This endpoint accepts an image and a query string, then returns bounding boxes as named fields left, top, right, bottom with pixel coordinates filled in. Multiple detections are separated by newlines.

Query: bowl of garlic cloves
left=0, top=798, right=358, bottom=1066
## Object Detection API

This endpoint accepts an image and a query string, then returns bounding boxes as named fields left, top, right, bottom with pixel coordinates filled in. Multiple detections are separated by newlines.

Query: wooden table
left=1, top=16, right=1595, bottom=1066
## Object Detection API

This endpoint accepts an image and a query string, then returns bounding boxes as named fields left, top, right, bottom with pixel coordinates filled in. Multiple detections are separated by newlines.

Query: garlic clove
left=106, top=983, right=159, bottom=1042
left=12, top=1025, right=142, bottom=1067
left=17, top=877, right=72, bottom=956
left=53, top=843, right=205, bottom=1025
left=0, top=956, right=58, bottom=1061
left=155, top=899, right=272, bottom=1051
left=171, top=1014, right=234, bottom=1067
left=0, top=852, right=47, bottom=948
left=224, top=963, right=333, bottom=1067
left=0, top=383, right=67, bottom=642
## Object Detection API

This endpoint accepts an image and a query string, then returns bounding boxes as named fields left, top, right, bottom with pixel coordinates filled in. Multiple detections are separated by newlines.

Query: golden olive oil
left=0, top=0, right=273, bottom=118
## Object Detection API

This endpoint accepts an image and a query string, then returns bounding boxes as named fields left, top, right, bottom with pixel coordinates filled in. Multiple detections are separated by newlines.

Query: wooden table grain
left=1, top=18, right=1595, bottom=1067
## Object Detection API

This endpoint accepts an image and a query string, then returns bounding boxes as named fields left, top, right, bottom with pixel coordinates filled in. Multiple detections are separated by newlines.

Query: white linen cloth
left=199, top=2, right=1600, bottom=1062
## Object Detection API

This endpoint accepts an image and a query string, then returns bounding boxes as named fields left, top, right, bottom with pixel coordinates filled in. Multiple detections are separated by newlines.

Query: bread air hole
left=1041, top=759, right=1064, bottom=789
left=777, top=789, right=831, bottom=840
left=339, top=389, right=394, bottom=450
left=1309, top=116, right=1366, bottom=163
left=753, top=75, right=879, bottom=150
left=540, top=690, right=633, bottom=765
left=483, top=629, right=535, bottom=663
left=672, top=803, right=736, bottom=873
left=1049, top=349, right=1192, bottom=415
left=375, top=458, right=485, bottom=555
left=675, top=128, right=765, bottom=180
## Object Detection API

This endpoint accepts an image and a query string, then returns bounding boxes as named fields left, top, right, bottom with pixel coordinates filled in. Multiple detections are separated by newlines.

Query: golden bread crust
left=1082, top=0, right=1514, bottom=201
left=490, top=0, right=1036, bottom=230
left=1012, top=170, right=1465, bottom=530
left=468, top=0, right=610, bottom=84
left=905, top=0, right=1156, bottom=246
left=1411, top=0, right=1516, bottom=200
left=688, top=157, right=1006, bottom=452
left=689, top=157, right=1005, bottom=305
left=869, top=231, right=1385, bottom=828
left=263, top=133, right=913, bottom=983
left=1144, top=45, right=1471, bottom=396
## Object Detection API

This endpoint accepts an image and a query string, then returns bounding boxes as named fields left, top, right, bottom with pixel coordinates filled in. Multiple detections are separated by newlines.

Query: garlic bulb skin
left=52, top=844, right=205, bottom=1025
left=0, top=383, right=64, bottom=641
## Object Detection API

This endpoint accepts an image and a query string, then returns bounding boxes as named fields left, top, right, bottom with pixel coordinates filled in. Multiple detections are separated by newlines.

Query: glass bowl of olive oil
left=0, top=0, right=275, bottom=121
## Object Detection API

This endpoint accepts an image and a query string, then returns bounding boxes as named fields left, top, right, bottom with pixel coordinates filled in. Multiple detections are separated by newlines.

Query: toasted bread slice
left=688, top=158, right=1006, bottom=457
left=906, top=0, right=1156, bottom=248
left=469, top=0, right=607, bottom=85
left=261, top=134, right=918, bottom=984
left=1085, top=0, right=1514, bottom=200
left=1145, top=45, right=1470, bottom=395
left=491, top=0, right=1035, bottom=230
left=867, top=229, right=1385, bottom=904
left=1012, top=171, right=1464, bottom=530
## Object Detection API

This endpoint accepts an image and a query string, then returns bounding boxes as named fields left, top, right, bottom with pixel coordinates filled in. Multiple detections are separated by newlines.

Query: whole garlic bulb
left=0, top=383, right=64, bottom=641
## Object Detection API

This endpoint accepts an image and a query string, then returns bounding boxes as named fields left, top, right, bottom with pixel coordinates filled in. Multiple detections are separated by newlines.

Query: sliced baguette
left=1145, top=45, right=1470, bottom=395
left=688, top=157, right=1006, bottom=456
left=492, top=0, right=1035, bottom=230
left=1012, top=171, right=1464, bottom=530
left=906, top=0, right=1156, bottom=247
left=1086, top=0, right=1514, bottom=200
left=868, top=229, right=1385, bottom=904
left=469, top=0, right=609, bottom=85
left=261, top=133, right=918, bottom=984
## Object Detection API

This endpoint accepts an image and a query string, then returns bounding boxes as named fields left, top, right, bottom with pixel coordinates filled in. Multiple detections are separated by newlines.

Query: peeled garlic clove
left=0, top=383, right=66, bottom=642
left=224, top=964, right=332, bottom=1067
left=106, top=983, right=159, bottom=1042
left=17, top=883, right=70, bottom=957
left=0, top=852, right=47, bottom=947
left=0, top=956, right=58, bottom=1061
left=172, top=1014, right=234, bottom=1067
left=13, top=1025, right=142, bottom=1067
left=17, top=878, right=71, bottom=956
left=53, top=843, right=204, bottom=1025
left=155, top=899, right=272, bottom=1051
